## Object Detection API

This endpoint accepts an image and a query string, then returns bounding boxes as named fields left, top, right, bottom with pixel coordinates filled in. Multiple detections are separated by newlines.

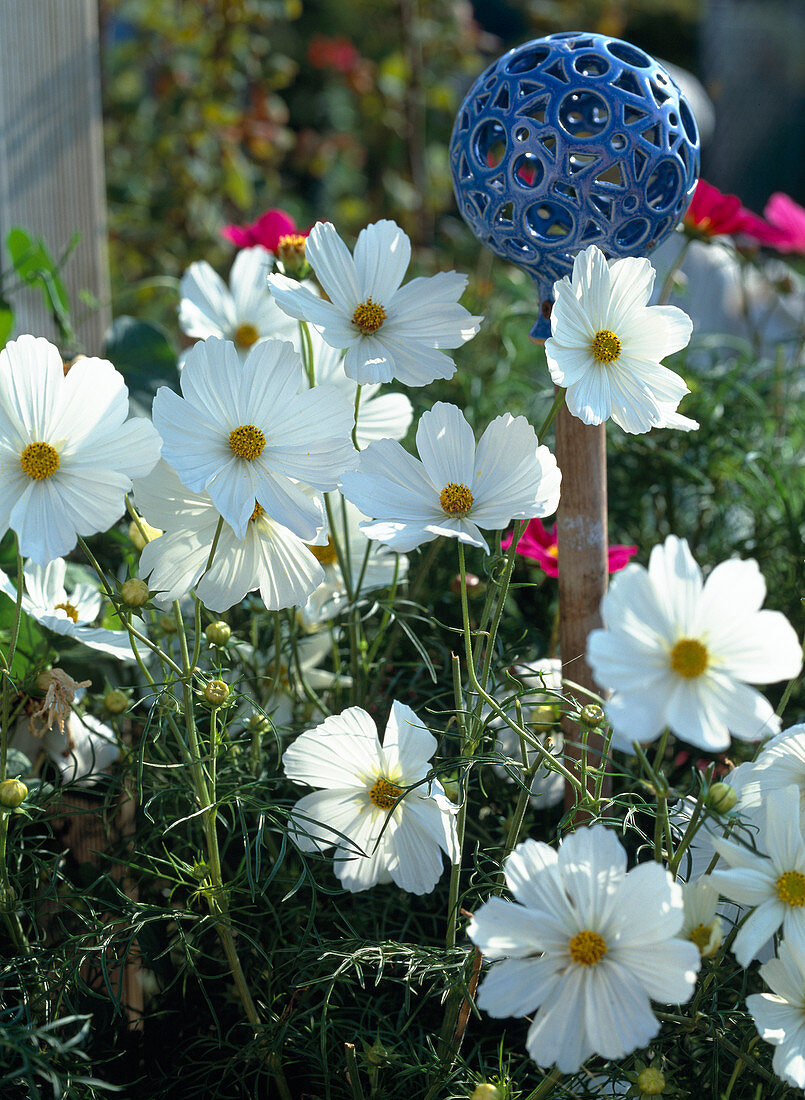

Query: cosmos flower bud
left=706, top=782, right=738, bottom=814
left=205, top=621, right=231, bottom=647
left=636, top=1066, right=666, bottom=1095
left=530, top=704, right=558, bottom=732
left=471, top=1086, right=503, bottom=1100
left=128, top=516, right=163, bottom=551
left=0, top=778, right=28, bottom=809
left=120, top=578, right=150, bottom=607
left=247, top=713, right=271, bottom=735
left=579, top=703, right=605, bottom=728
left=203, top=679, right=230, bottom=707
left=277, top=233, right=310, bottom=279
left=104, top=689, right=129, bottom=715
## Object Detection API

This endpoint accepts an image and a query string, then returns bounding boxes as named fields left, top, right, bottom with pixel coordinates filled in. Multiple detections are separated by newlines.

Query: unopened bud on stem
left=120, top=578, right=150, bottom=607
left=706, top=781, right=738, bottom=814
left=205, top=621, right=231, bottom=647
left=0, top=778, right=28, bottom=809
left=203, top=679, right=230, bottom=707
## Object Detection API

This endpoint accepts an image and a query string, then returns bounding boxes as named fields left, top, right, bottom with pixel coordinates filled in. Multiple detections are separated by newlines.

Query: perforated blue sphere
left=450, top=31, right=700, bottom=338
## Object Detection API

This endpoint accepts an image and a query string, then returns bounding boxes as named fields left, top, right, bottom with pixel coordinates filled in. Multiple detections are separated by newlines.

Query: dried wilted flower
left=29, top=669, right=91, bottom=737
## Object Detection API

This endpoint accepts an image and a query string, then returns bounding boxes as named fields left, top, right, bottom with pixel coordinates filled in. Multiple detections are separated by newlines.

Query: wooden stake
left=554, top=405, right=611, bottom=809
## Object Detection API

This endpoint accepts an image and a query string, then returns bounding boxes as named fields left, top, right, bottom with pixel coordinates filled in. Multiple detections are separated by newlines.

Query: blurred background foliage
left=99, top=0, right=703, bottom=289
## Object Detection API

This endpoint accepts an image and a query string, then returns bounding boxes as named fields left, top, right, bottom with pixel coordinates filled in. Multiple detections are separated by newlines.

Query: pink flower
left=501, top=519, right=637, bottom=579
left=745, top=192, right=805, bottom=254
left=221, top=208, right=305, bottom=251
left=683, top=179, right=769, bottom=240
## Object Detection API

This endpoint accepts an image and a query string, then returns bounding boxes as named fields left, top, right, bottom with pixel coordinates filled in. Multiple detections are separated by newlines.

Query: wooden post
left=0, top=0, right=111, bottom=353
left=554, top=408, right=610, bottom=808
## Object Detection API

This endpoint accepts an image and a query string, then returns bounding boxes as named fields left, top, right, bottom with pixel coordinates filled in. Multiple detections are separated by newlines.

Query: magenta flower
left=745, top=192, right=805, bottom=254
left=683, top=179, right=769, bottom=240
left=502, top=519, right=637, bottom=578
left=221, top=208, right=304, bottom=251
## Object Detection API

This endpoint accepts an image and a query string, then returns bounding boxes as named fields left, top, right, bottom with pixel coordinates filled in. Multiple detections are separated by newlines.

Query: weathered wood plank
left=0, top=0, right=110, bottom=354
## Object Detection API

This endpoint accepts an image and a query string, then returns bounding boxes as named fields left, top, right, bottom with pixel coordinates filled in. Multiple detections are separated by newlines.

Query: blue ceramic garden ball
left=449, top=31, right=700, bottom=338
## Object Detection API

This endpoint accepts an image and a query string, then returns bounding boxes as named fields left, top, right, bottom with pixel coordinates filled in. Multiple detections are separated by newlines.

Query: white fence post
left=0, top=0, right=110, bottom=353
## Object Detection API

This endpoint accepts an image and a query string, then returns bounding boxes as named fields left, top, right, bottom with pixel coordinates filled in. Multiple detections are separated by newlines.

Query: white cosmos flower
left=308, top=328, right=413, bottom=449
left=132, top=460, right=325, bottom=613
left=0, top=559, right=136, bottom=661
left=732, top=724, right=805, bottom=818
left=709, top=786, right=805, bottom=966
left=267, top=220, right=482, bottom=386
left=747, top=922, right=805, bottom=1090
left=283, top=701, right=459, bottom=893
left=467, top=827, right=700, bottom=1073
left=0, top=336, right=162, bottom=565
left=151, top=336, right=355, bottom=540
left=680, top=877, right=723, bottom=958
left=545, top=245, right=695, bottom=434
left=299, top=494, right=408, bottom=629
left=587, top=535, right=802, bottom=752
left=179, top=246, right=298, bottom=361
left=339, top=402, right=561, bottom=554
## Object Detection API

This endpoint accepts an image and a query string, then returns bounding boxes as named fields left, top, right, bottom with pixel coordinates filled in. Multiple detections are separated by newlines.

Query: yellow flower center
left=369, top=776, right=403, bottom=810
left=591, top=329, right=622, bottom=363
left=308, top=537, right=339, bottom=566
left=250, top=501, right=265, bottom=522
left=777, top=871, right=805, bottom=907
left=229, top=424, right=266, bottom=460
left=440, top=482, right=474, bottom=517
left=20, top=441, right=60, bottom=481
left=278, top=233, right=307, bottom=258
left=568, top=928, right=608, bottom=966
left=670, top=638, right=709, bottom=679
left=546, top=544, right=559, bottom=558
left=54, top=602, right=80, bottom=623
left=234, top=322, right=260, bottom=349
left=352, top=297, right=387, bottom=335
left=689, top=923, right=713, bottom=952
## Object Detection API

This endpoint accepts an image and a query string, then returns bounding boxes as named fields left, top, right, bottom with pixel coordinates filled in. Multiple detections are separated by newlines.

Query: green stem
left=352, top=384, right=362, bottom=451
left=299, top=320, right=315, bottom=387
left=658, top=235, right=693, bottom=305
left=1, top=544, right=24, bottom=781
left=77, top=536, right=184, bottom=677
left=0, top=812, right=30, bottom=955
left=171, top=599, right=261, bottom=1029
left=475, top=684, right=583, bottom=793
left=498, top=723, right=540, bottom=875
left=775, top=652, right=803, bottom=717
left=474, top=523, right=524, bottom=705
left=365, top=555, right=403, bottom=667
left=345, top=1042, right=367, bottom=1100
left=668, top=788, right=706, bottom=877
left=537, top=388, right=566, bottom=440
left=521, top=1067, right=563, bottom=1100
left=378, top=538, right=441, bottom=672
left=191, top=516, right=225, bottom=668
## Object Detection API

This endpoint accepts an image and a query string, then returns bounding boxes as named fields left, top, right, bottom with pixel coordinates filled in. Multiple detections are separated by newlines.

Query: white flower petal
left=179, top=260, right=237, bottom=338
left=353, top=220, right=411, bottom=303
left=305, top=221, right=362, bottom=313
left=476, top=956, right=563, bottom=1018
